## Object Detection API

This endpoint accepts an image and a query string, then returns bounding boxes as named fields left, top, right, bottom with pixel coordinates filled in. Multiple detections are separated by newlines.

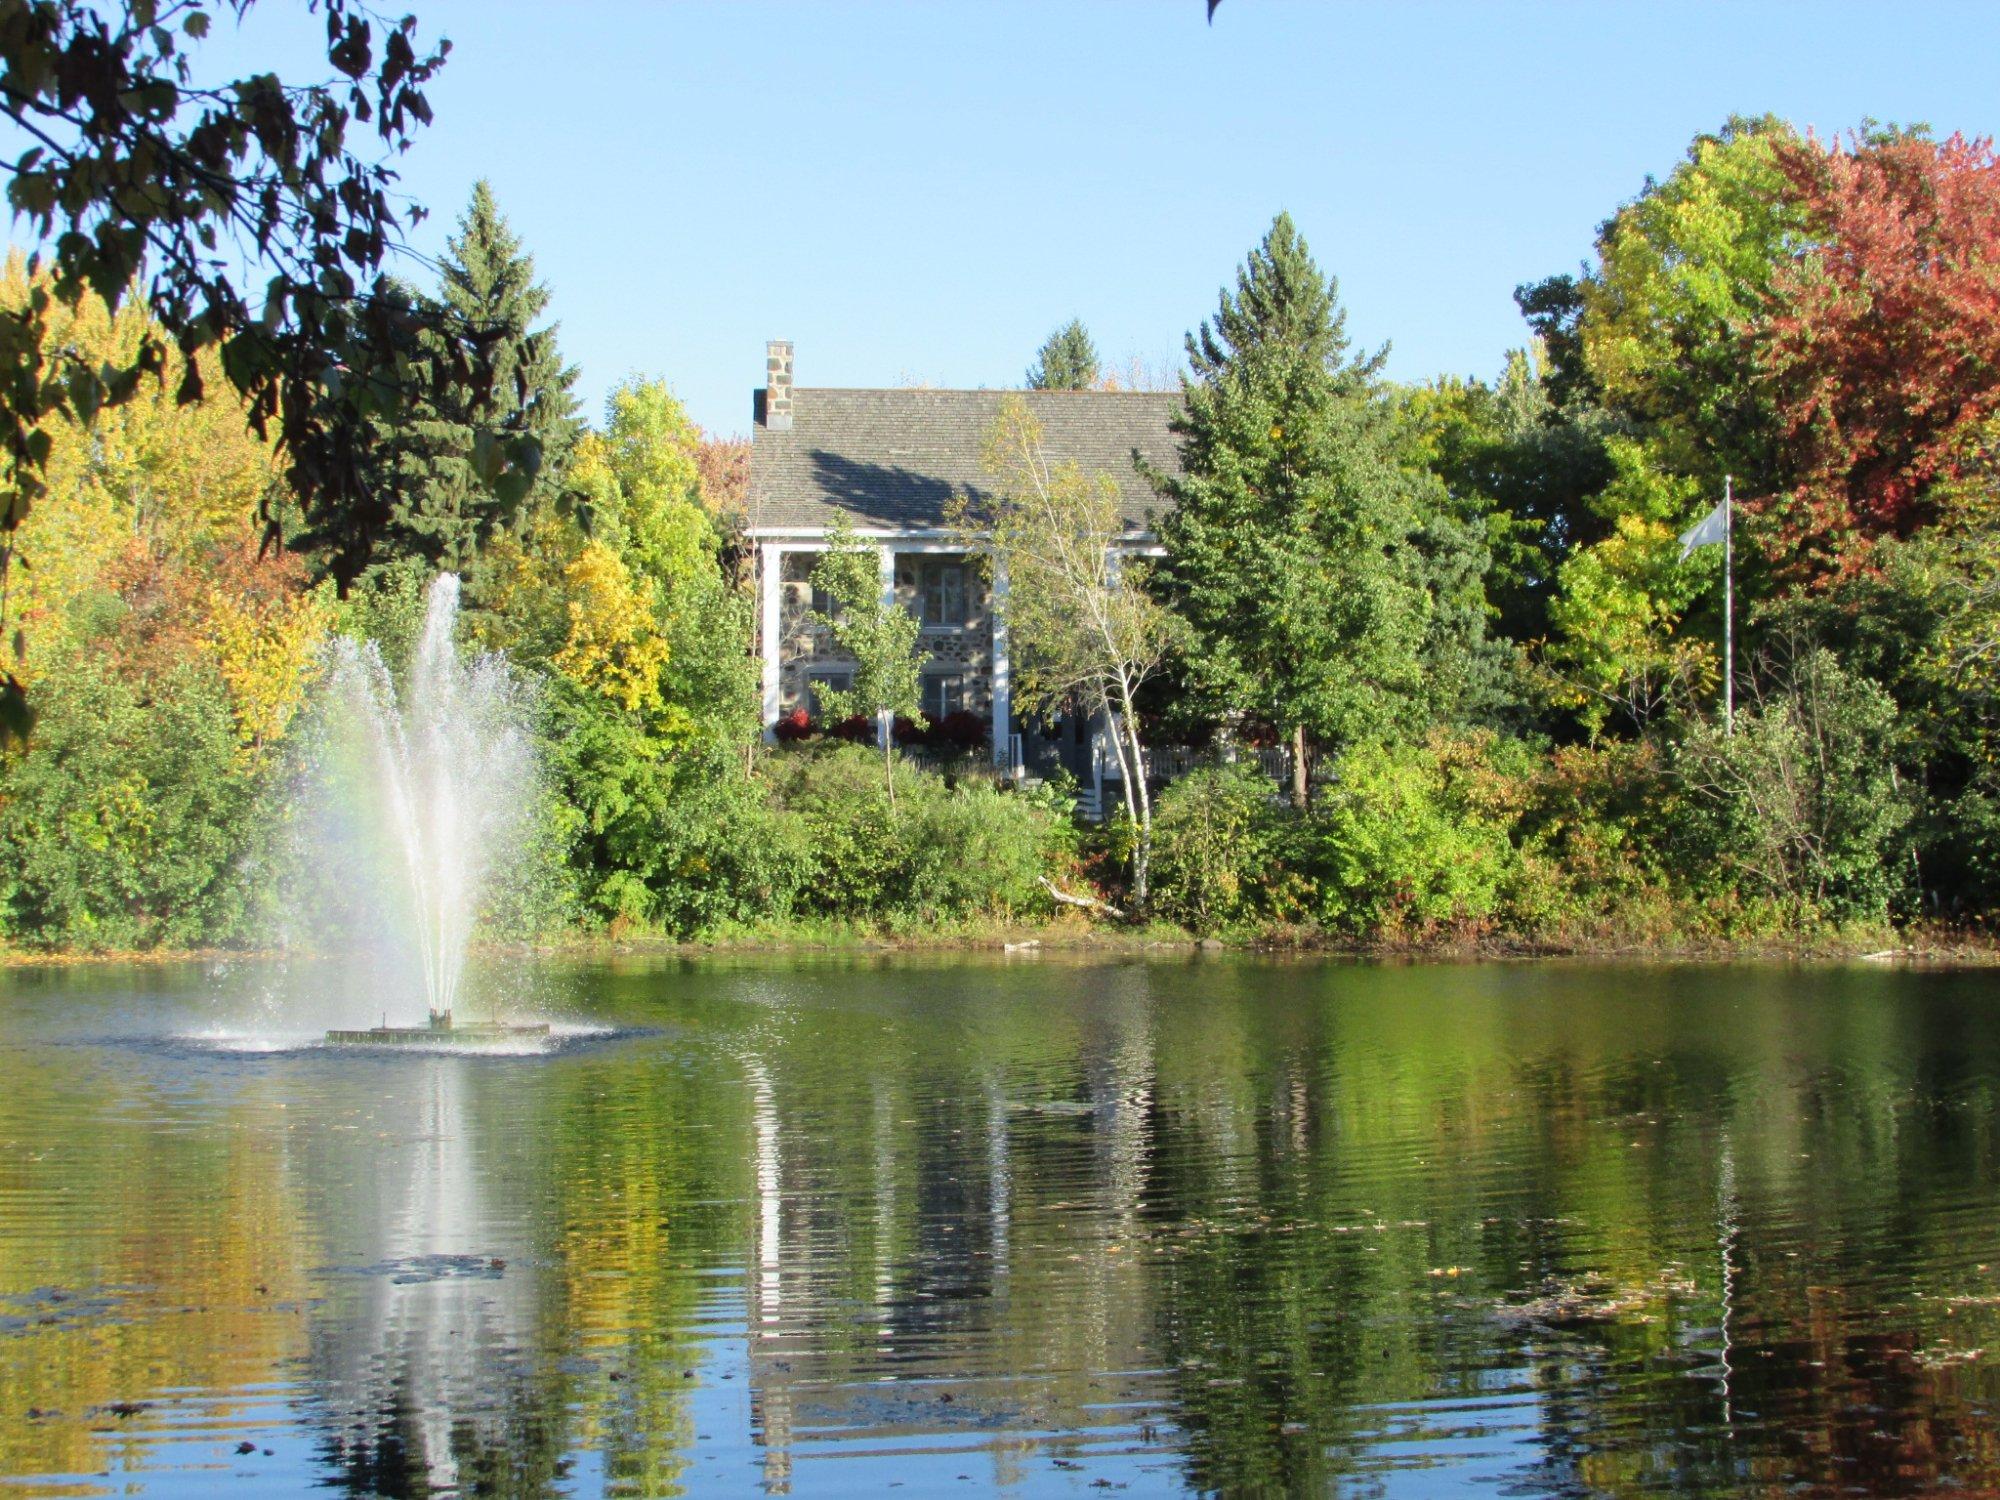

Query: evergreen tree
left=1026, top=319, right=1100, bottom=390
left=366, top=181, right=583, bottom=577
left=1149, top=213, right=1432, bottom=808
left=437, top=179, right=584, bottom=495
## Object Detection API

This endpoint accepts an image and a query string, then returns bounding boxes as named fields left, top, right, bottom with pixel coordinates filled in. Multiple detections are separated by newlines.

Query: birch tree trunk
left=1290, top=724, right=1310, bottom=811
left=1111, top=673, right=1153, bottom=913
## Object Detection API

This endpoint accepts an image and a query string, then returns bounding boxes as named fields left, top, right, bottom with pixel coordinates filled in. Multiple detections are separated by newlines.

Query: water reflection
left=296, top=1058, right=542, bottom=1495
left=3, top=958, right=2000, bottom=1496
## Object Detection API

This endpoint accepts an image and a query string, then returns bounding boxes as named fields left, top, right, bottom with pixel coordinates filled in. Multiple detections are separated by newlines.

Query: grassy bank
left=5, top=914, right=1994, bottom=969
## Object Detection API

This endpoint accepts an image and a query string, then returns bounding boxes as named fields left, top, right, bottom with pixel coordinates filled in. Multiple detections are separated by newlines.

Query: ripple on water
left=4, top=957, right=2000, bottom=1495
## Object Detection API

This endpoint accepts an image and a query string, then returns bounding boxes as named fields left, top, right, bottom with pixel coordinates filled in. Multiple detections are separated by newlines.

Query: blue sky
left=185, top=2, right=2000, bottom=435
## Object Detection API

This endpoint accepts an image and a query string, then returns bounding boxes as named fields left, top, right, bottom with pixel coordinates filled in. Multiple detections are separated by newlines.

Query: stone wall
left=774, top=549, right=994, bottom=720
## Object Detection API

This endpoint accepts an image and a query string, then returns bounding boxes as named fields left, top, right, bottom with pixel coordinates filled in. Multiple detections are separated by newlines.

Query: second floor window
left=918, top=558, right=966, bottom=628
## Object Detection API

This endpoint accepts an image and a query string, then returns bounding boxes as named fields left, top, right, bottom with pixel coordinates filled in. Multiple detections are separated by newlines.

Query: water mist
left=277, top=574, right=540, bottom=1033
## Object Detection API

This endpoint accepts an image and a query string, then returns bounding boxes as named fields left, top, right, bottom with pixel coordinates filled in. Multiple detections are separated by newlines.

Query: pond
left=2, top=955, right=1998, bottom=1497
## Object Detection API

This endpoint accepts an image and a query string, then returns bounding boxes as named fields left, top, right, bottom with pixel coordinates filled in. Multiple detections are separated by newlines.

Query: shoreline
left=3, top=922, right=1993, bottom=970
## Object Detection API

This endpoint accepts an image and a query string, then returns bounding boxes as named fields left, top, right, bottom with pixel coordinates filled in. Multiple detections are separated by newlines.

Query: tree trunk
left=1112, top=676, right=1152, bottom=916
left=1290, top=723, right=1310, bottom=811
left=882, top=714, right=897, bottom=812
left=1123, top=710, right=1152, bottom=915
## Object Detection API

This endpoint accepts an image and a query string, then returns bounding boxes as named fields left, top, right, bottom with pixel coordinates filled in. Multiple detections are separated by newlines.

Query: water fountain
left=299, top=574, right=549, bottom=1046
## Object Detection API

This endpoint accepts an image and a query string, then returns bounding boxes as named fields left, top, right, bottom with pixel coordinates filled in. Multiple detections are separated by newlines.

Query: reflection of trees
left=12, top=959, right=2000, bottom=1495
left=720, top=959, right=2000, bottom=1496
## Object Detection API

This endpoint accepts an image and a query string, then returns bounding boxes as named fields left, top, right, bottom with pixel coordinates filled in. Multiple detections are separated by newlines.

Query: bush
left=0, top=658, right=264, bottom=949
left=1508, top=738, right=1683, bottom=941
left=1670, top=648, right=1908, bottom=927
left=764, top=742, right=1062, bottom=925
left=1150, top=761, right=1295, bottom=933
left=1300, top=731, right=1527, bottom=940
left=926, top=709, right=989, bottom=758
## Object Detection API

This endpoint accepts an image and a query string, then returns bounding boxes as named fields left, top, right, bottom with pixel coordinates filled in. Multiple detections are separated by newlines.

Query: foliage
left=1577, top=115, right=1799, bottom=496
left=1763, top=129, right=2000, bottom=577
left=1400, top=350, right=1617, bottom=645
left=1149, top=213, right=1433, bottom=805
left=1300, top=732, right=1528, bottom=940
left=0, top=655, right=263, bottom=948
left=1026, top=319, right=1101, bottom=390
left=765, top=743, right=1059, bottom=925
left=1671, top=646, right=1909, bottom=925
left=1149, top=761, right=1295, bottom=934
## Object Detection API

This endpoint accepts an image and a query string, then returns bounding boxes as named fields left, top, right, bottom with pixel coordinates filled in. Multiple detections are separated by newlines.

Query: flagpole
left=1723, top=475, right=1734, bottom=736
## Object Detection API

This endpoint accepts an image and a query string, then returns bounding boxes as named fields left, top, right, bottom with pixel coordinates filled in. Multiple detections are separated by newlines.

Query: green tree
left=1576, top=114, right=1799, bottom=498
left=1149, top=212, right=1430, bottom=807
left=0, top=0, right=477, bottom=735
left=365, top=183, right=582, bottom=576
left=1026, top=319, right=1100, bottom=390
left=810, top=518, right=924, bottom=806
left=1520, top=118, right=1801, bottom=739
left=1401, top=349, right=1618, bottom=645
left=976, top=395, right=1185, bottom=909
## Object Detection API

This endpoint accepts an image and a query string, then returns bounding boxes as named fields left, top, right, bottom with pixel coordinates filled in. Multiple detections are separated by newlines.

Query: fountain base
left=326, top=1010, right=550, bottom=1047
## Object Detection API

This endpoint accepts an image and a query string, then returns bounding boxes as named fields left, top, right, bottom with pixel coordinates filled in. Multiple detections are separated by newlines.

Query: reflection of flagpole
left=1718, top=1137, right=1737, bottom=1427
left=1723, top=476, right=1734, bottom=737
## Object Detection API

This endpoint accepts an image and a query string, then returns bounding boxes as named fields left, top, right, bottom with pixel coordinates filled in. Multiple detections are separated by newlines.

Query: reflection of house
left=747, top=341, right=1182, bottom=769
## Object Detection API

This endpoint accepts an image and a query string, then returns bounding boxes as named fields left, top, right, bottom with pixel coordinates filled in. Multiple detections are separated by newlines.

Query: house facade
left=746, top=340, right=1181, bottom=771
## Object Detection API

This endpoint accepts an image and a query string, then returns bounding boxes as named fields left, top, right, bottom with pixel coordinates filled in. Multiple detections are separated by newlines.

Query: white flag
left=1678, top=499, right=1729, bottom=561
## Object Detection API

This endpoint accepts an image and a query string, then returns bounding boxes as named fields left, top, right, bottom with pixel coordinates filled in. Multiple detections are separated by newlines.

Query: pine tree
left=367, top=182, right=583, bottom=577
left=1149, top=213, right=1431, bottom=808
left=437, top=180, right=583, bottom=496
left=1026, top=319, right=1100, bottom=390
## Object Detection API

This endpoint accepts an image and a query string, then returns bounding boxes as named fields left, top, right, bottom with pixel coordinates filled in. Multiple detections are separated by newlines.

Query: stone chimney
left=763, top=339, right=793, bottom=431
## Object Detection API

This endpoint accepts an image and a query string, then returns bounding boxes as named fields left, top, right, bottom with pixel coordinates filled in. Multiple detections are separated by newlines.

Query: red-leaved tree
left=1762, top=130, right=2000, bottom=579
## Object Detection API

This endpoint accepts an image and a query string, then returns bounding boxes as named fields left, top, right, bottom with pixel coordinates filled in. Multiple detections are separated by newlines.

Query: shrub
left=772, top=707, right=813, bottom=742
left=1508, top=738, right=1683, bottom=941
left=927, top=709, right=989, bottom=758
left=902, top=782, right=1051, bottom=920
left=0, top=658, right=263, bottom=949
left=1670, top=648, right=1908, bottom=927
left=1300, top=731, right=1527, bottom=940
left=1150, top=761, right=1295, bottom=933
left=764, top=742, right=1064, bottom=925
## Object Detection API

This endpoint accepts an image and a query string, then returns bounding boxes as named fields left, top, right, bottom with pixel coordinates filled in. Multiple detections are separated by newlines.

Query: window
left=805, top=668, right=854, bottom=717
left=923, top=671, right=969, bottom=721
left=917, top=558, right=966, bottom=628
left=783, top=550, right=839, bottom=620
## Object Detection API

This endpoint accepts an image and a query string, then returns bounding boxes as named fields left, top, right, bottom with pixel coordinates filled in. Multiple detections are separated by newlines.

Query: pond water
left=2, top=956, right=1999, bottom=1497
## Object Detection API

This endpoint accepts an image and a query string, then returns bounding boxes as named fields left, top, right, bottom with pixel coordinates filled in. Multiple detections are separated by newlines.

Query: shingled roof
left=748, top=387, right=1183, bottom=534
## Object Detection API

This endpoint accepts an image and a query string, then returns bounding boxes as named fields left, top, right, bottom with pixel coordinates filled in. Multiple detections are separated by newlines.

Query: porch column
left=876, top=544, right=897, bottom=750
left=989, top=556, right=1011, bottom=771
left=760, top=543, right=783, bottom=741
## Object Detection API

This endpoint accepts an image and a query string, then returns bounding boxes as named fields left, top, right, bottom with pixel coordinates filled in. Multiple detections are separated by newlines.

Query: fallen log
left=1039, top=875, right=1125, bottom=920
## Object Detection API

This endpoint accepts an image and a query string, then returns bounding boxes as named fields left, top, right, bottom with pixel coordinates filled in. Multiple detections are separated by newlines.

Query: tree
left=435, top=181, right=582, bottom=501
left=1026, top=319, right=1100, bottom=391
left=1576, top=115, right=1800, bottom=499
left=0, top=1, right=538, bottom=735
left=809, top=518, right=924, bottom=806
left=1762, top=129, right=2000, bottom=578
left=357, top=182, right=581, bottom=576
left=1148, top=212, right=1430, bottom=808
left=975, top=395, right=1184, bottom=910
left=1519, top=118, right=1801, bottom=737
left=1399, top=349, right=1616, bottom=648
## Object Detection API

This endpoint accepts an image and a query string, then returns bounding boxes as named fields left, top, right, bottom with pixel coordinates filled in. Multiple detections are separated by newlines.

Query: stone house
left=747, top=340, right=1182, bottom=771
